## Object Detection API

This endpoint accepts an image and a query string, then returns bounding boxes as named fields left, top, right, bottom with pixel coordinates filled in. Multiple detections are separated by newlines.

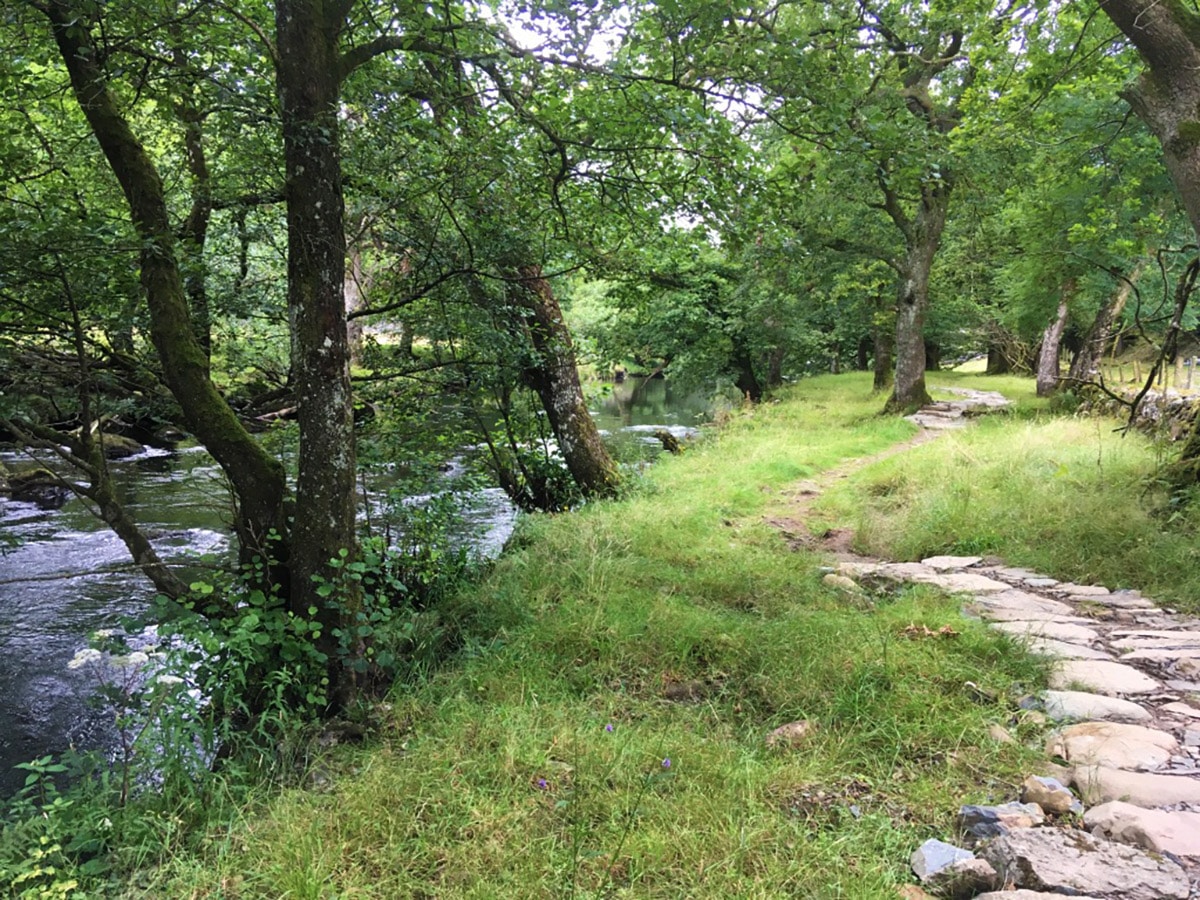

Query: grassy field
left=131, top=370, right=1199, bottom=898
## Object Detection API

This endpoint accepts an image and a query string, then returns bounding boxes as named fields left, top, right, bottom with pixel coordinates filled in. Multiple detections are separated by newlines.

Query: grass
left=125, top=369, right=1200, bottom=898
left=820, top=372, right=1200, bottom=612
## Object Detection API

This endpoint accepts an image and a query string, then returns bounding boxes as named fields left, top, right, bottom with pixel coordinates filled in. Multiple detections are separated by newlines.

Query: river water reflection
left=0, top=378, right=709, bottom=796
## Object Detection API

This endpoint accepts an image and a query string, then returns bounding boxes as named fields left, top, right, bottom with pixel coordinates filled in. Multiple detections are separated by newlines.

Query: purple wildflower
left=536, top=778, right=548, bottom=790
left=605, top=723, right=614, bottom=733
left=662, top=758, right=671, bottom=769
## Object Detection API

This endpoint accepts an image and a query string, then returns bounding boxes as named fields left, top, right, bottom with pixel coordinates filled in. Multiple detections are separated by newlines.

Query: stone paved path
left=775, top=387, right=1200, bottom=897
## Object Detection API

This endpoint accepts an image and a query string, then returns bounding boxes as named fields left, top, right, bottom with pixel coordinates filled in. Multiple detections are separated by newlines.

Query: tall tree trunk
left=886, top=183, right=950, bottom=412
left=1067, top=263, right=1142, bottom=385
left=855, top=335, right=871, bottom=371
left=767, top=345, right=786, bottom=387
left=43, top=1, right=289, bottom=571
left=511, top=267, right=621, bottom=499
left=985, top=322, right=1014, bottom=375
left=276, top=0, right=360, bottom=704
left=1036, top=285, right=1073, bottom=397
left=923, top=339, right=941, bottom=371
left=732, top=338, right=764, bottom=401
left=873, top=300, right=895, bottom=392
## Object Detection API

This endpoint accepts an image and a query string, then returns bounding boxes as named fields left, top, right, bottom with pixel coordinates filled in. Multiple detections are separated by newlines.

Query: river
left=0, top=378, right=709, bottom=797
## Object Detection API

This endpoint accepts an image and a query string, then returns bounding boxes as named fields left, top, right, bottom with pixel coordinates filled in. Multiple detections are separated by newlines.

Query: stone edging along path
left=774, top=388, right=1200, bottom=899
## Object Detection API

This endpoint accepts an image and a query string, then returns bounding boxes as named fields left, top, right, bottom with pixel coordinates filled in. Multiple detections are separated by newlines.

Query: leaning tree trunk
left=43, top=1, right=290, bottom=572
left=511, top=266, right=621, bottom=499
left=1098, top=0, right=1200, bottom=481
left=1067, top=263, right=1142, bottom=386
left=276, top=0, right=361, bottom=705
left=1036, top=286, right=1072, bottom=397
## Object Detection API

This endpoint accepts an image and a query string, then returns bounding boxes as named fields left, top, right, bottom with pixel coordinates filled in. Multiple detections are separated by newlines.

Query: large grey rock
left=1042, top=691, right=1151, bottom=723
left=992, top=620, right=1100, bottom=644
left=975, top=893, right=1100, bottom=900
left=980, top=827, right=1189, bottom=899
left=1048, top=660, right=1159, bottom=695
left=1047, top=722, right=1178, bottom=770
left=1071, top=765, right=1200, bottom=807
left=1084, top=800, right=1200, bottom=856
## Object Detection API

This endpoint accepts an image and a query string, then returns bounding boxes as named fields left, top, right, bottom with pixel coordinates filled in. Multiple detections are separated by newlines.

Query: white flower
left=92, top=628, right=115, bottom=640
left=113, top=651, right=150, bottom=669
left=67, top=648, right=102, bottom=670
left=156, top=675, right=184, bottom=687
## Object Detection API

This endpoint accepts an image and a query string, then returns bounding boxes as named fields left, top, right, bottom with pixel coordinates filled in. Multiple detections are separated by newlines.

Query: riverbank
left=12, top=370, right=1200, bottom=897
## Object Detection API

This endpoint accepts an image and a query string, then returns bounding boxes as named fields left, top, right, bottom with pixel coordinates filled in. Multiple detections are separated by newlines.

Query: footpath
left=793, top=388, right=1200, bottom=899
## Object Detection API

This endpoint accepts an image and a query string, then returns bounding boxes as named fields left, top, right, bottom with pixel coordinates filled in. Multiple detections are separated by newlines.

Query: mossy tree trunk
left=885, top=181, right=950, bottom=411
left=42, top=1, right=290, bottom=573
left=511, top=267, right=621, bottom=500
left=276, top=0, right=361, bottom=705
left=1099, top=0, right=1200, bottom=481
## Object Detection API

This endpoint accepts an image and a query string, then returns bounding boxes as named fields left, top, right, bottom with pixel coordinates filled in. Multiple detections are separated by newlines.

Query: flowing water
left=0, top=378, right=708, bottom=797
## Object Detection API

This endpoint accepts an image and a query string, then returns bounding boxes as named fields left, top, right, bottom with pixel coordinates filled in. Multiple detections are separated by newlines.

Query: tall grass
left=131, top=374, right=1054, bottom=898
left=821, top=390, right=1200, bottom=611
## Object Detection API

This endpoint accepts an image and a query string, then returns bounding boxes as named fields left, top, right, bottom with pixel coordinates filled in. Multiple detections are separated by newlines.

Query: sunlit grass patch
left=823, top=410, right=1200, bottom=611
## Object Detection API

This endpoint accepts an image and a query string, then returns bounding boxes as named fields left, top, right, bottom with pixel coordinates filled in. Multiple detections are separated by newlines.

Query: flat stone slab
left=980, top=827, right=1189, bottom=899
left=1120, top=648, right=1200, bottom=662
left=921, top=555, right=982, bottom=570
left=933, top=572, right=1013, bottom=593
left=1113, top=629, right=1200, bottom=639
left=971, top=606, right=1093, bottom=624
left=1085, top=800, right=1200, bottom=856
left=1047, top=722, right=1178, bottom=771
left=1026, top=638, right=1113, bottom=660
left=976, top=893, right=1101, bottom=900
left=1042, top=690, right=1151, bottom=723
left=1049, top=660, right=1160, bottom=695
left=985, top=566, right=1042, bottom=580
left=1024, top=577, right=1059, bottom=589
left=1159, top=701, right=1200, bottom=719
left=1113, top=634, right=1200, bottom=650
left=1057, top=583, right=1112, bottom=597
left=871, top=562, right=941, bottom=583
left=1071, top=765, right=1200, bottom=807
left=971, top=590, right=1078, bottom=618
left=991, top=620, right=1101, bottom=644
left=1101, top=591, right=1157, bottom=610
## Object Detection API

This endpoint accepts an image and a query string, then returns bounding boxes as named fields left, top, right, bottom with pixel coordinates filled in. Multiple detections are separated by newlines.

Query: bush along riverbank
left=7, top=371, right=1200, bottom=898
